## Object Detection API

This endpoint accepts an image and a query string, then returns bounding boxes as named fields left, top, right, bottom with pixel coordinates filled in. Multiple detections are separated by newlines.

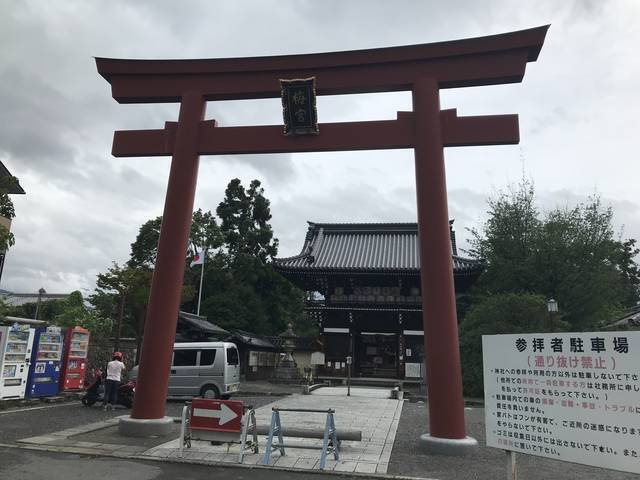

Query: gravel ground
left=389, top=402, right=638, bottom=480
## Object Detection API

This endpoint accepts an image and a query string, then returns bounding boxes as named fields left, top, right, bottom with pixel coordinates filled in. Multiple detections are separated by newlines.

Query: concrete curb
left=0, top=393, right=83, bottom=411
left=308, top=383, right=326, bottom=393
left=236, top=391, right=294, bottom=397
left=405, top=395, right=485, bottom=407
left=301, top=383, right=326, bottom=395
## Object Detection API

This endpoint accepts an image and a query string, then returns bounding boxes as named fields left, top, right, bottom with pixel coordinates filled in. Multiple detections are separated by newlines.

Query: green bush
left=459, top=292, right=548, bottom=397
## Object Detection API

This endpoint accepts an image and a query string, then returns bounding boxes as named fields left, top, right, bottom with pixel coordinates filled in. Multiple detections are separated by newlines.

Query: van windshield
left=226, top=347, right=239, bottom=366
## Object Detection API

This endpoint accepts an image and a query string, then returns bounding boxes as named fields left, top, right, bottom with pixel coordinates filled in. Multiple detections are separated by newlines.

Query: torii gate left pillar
left=96, top=25, right=547, bottom=452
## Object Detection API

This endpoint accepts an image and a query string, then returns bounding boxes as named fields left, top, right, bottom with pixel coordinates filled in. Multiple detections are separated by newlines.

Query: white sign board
left=310, top=351, right=325, bottom=365
left=248, top=351, right=258, bottom=367
left=483, top=332, right=640, bottom=475
left=405, top=362, right=422, bottom=378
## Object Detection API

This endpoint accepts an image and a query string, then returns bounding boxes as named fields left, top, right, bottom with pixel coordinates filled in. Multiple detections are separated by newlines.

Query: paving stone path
left=145, top=387, right=402, bottom=474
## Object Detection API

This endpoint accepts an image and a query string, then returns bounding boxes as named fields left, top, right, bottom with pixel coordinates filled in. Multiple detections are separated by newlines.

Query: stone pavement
left=234, top=380, right=303, bottom=396
left=145, top=387, right=403, bottom=474
left=17, top=416, right=151, bottom=456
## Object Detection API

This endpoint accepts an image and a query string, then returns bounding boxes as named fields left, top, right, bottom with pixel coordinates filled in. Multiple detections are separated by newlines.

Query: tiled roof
left=273, top=222, right=483, bottom=274
left=267, top=336, right=321, bottom=351
left=231, top=330, right=278, bottom=349
left=177, top=311, right=229, bottom=336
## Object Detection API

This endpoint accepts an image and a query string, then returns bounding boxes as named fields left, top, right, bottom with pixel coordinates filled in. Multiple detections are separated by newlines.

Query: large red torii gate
left=96, top=25, right=548, bottom=451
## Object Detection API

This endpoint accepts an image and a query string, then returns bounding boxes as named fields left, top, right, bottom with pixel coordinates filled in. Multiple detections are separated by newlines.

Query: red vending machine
left=59, top=326, right=90, bottom=391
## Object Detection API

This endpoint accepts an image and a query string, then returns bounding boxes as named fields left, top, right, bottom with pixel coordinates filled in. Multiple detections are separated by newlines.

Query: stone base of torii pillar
left=419, top=434, right=478, bottom=455
left=119, top=416, right=174, bottom=437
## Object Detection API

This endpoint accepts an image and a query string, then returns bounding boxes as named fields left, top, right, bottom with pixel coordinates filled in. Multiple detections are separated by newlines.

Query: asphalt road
left=0, top=396, right=278, bottom=444
left=0, top=447, right=360, bottom=480
left=389, top=402, right=639, bottom=480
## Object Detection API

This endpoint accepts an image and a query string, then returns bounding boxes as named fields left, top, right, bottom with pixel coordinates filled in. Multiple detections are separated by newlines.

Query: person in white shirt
left=103, top=351, right=126, bottom=411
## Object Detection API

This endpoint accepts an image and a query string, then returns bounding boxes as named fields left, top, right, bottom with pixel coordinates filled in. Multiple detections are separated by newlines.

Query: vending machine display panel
left=0, top=325, right=35, bottom=400
left=59, top=326, right=90, bottom=391
left=26, top=326, right=65, bottom=398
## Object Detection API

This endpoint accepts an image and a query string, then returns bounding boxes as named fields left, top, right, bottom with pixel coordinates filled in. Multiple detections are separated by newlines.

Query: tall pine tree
left=217, top=179, right=278, bottom=262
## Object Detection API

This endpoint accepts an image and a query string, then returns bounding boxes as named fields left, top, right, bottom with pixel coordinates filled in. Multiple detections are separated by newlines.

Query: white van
left=131, top=342, right=240, bottom=399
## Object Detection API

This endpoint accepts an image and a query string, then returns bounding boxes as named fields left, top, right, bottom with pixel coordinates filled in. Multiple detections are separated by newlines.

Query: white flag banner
left=190, top=250, right=204, bottom=268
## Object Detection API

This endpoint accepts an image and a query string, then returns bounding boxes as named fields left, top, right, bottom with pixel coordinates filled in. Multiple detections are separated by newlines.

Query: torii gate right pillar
left=413, top=78, right=477, bottom=453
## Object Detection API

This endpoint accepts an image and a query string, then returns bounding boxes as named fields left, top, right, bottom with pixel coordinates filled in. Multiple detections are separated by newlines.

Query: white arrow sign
left=193, top=403, right=238, bottom=425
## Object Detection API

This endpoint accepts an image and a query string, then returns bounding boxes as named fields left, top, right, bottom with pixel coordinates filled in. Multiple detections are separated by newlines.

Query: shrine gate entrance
left=96, top=25, right=548, bottom=453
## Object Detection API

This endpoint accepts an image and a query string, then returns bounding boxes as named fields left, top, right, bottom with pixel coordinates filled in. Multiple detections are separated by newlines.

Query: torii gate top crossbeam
left=96, top=25, right=548, bottom=103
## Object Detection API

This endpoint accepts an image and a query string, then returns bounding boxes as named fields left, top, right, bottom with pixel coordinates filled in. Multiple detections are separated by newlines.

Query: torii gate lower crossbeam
left=97, top=26, right=547, bottom=453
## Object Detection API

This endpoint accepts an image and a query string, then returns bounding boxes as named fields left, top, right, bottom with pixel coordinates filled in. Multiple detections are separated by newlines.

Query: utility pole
left=547, top=298, right=558, bottom=332
left=347, top=355, right=352, bottom=396
left=34, top=287, right=45, bottom=320
left=114, top=289, right=126, bottom=351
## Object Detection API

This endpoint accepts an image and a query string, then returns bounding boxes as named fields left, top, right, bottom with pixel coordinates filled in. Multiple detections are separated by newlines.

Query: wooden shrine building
left=274, top=221, right=483, bottom=380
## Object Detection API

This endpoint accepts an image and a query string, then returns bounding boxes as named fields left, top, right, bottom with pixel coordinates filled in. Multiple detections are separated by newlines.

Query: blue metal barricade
left=262, top=407, right=340, bottom=470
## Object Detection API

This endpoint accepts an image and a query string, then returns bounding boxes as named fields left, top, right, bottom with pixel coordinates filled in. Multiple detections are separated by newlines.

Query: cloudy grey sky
left=1, top=0, right=639, bottom=294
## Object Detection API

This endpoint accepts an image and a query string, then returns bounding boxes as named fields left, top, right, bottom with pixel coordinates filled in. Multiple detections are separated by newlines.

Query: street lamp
left=547, top=298, right=558, bottom=332
left=34, top=287, right=46, bottom=320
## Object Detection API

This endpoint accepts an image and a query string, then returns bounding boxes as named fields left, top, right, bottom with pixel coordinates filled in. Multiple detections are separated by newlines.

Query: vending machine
left=59, top=326, right=90, bottom=391
left=0, top=324, right=35, bottom=400
left=26, top=326, right=64, bottom=397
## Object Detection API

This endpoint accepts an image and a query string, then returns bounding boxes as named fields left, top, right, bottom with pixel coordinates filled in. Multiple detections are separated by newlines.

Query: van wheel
left=201, top=384, right=220, bottom=399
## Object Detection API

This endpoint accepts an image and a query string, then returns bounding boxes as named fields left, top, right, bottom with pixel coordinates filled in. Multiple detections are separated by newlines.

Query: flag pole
left=196, top=248, right=206, bottom=316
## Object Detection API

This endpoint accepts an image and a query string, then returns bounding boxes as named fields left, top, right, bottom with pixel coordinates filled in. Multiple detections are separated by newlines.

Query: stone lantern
left=273, top=322, right=302, bottom=382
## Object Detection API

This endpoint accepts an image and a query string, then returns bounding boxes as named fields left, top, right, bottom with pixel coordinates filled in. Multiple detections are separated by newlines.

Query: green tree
left=459, top=292, right=549, bottom=396
left=55, top=291, right=112, bottom=337
left=126, top=209, right=224, bottom=319
left=94, top=178, right=305, bottom=340
left=128, top=217, right=162, bottom=269
left=89, top=263, right=152, bottom=346
left=4, top=291, right=112, bottom=337
left=468, top=180, right=639, bottom=330
left=199, top=254, right=304, bottom=335
left=192, top=179, right=304, bottom=335
left=5, top=296, right=67, bottom=321
left=217, top=179, right=278, bottom=262
left=468, top=180, right=540, bottom=293
left=0, top=175, right=19, bottom=251
left=128, top=209, right=223, bottom=269
left=533, top=199, right=639, bottom=329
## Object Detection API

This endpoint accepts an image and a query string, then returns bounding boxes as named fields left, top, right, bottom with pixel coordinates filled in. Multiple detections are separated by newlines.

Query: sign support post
left=346, top=355, right=352, bottom=396
left=506, top=450, right=517, bottom=480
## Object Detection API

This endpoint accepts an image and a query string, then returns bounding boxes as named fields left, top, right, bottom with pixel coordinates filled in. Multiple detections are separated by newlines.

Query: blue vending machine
left=26, top=326, right=64, bottom=397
